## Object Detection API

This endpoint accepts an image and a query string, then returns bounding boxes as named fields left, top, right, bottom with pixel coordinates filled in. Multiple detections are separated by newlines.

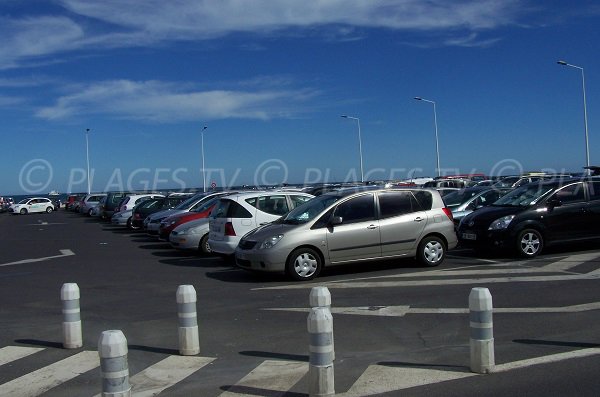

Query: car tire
left=199, top=234, right=211, bottom=254
left=20, top=208, right=27, bottom=215
left=417, top=236, right=446, bottom=267
left=286, top=248, right=322, bottom=281
left=128, top=218, right=141, bottom=230
left=516, top=229, right=543, bottom=258
left=88, top=209, right=94, bottom=216
left=46, top=207, right=53, bottom=213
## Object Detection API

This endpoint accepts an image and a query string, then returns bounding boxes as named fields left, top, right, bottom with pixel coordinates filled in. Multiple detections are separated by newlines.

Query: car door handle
left=414, top=217, right=424, bottom=222
left=367, top=224, right=378, bottom=229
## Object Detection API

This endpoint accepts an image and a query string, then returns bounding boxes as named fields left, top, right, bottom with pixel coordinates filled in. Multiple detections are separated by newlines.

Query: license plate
left=462, top=233, right=477, bottom=240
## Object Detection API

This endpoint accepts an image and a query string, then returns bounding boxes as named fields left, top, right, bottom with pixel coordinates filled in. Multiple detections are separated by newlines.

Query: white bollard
left=309, top=287, right=334, bottom=360
left=176, top=285, right=200, bottom=355
left=469, top=287, right=495, bottom=374
left=61, top=283, right=82, bottom=349
left=98, top=330, right=131, bottom=397
left=308, top=307, right=335, bottom=397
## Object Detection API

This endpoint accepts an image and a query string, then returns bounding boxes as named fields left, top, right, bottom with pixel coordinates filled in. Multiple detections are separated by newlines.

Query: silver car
left=235, top=188, right=457, bottom=281
left=169, top=218, right=211, bottom=253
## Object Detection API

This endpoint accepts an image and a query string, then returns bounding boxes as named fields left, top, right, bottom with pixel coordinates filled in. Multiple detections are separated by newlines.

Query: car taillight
left=225, top=222, right=236, bottom=236
left=442, top=207, right=453, bottom=221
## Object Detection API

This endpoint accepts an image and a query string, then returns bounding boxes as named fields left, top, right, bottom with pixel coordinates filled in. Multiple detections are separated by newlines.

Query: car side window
left=254, top=195, right=289, bottom=215
left=553, top=183, right=585, bottom=204
left=333, top=194, right=375, bottom=224
left=378, top=192, right=417, bottom=219
left=589, top=182, right=600, bottom=201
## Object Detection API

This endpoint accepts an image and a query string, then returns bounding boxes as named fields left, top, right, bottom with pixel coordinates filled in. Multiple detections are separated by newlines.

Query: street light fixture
left=557, top=60, right=590, bottom=172
left=414, top=97, right=441, bottom=177
left=85, top=128, right=91, bottom=194
left=201, top=125, right=208, bottom=192
left=341, top=115, right=364, bottom=183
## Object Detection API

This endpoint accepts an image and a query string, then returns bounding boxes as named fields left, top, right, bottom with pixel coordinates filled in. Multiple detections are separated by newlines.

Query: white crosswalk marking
left=542, top=252, right=600, bottom=273
left=92, top=355, right=215, bottom=397
left=0, top=346, right=44, bottom=366
left=218, top=360, right=308, bottom=397
left=0, top=350, right=98, bottom=397
left=339, top=365, right=476, bottom=396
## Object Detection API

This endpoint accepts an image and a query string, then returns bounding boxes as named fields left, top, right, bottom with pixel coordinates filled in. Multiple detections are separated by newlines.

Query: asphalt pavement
left=1, top=210, right=599, bottom=396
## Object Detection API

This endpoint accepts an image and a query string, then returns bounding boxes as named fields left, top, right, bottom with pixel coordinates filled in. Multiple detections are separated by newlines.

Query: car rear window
left=212, top=199, right=252, bottom=218
left=378, top=191, right=420, bottom=218
left=248, top=195, right=289, bottom=216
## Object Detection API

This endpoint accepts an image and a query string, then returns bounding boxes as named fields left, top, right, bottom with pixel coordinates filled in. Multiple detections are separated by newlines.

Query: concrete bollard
left=469, top=287, right=495, bottom=374
left=309, top=286, right=334, bottom=360
left=176, top=285, right=200, bottom=355
left=61, top=283, right=82, bottom=349
left=98, top=330, right=131, bottom=397
left=308, top=307, right=335, bottom=397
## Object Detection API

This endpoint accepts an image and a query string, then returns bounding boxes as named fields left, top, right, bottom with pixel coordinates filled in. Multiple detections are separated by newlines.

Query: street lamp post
left=557, top=60, right=590, bottom=172
left=85, top=128, right=91, bottom=194
left=341, top=115, right=364, bottom=183
left=414, top=97, right=441, bottom=177
left=201, top=125, right=208, bottom=192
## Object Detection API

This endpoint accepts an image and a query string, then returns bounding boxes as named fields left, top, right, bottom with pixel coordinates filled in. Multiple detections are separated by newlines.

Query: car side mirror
left=330, top=216, right=343, bottom=225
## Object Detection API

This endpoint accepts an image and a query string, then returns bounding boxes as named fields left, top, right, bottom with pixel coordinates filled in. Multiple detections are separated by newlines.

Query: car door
left=585, top=181, right=600, bottom=238
left=326, top=193, right=380, bottom=263
left=377, top=191, right=427, bottom=257
left=542, top=182, right=589, bottom=242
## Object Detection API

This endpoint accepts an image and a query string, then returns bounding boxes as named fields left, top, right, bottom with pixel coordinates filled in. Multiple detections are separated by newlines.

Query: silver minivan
left=235, top=188, right=457, bottom=281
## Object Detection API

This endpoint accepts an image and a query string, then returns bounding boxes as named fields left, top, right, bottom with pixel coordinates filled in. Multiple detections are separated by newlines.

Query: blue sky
left=1, top=0, right=599, bottom=195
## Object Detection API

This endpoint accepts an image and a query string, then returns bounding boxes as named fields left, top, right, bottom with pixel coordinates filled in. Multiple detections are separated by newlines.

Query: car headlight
left=488, top=215, right=515, bottom=230
left=259, top=234, right=284, bottom=249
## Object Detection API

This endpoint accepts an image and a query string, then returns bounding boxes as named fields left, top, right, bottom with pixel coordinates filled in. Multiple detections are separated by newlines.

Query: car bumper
left=234, top=247, right=288, bottom=273
left=208, top=239, right=238, bottom=255
left=457, top=228, right=512, bottom=249
left=146, top=222, right=160, bottom=235
left=111, top=217, right=128, bottom=226
left=170, top=233, right=201, bottom=250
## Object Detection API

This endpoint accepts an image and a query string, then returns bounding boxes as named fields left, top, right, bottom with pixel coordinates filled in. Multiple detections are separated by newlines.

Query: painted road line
left=0, top=350, right=98, bottom=397
left=218, top=360, right=308, bottom=397
left=338, top=365, right=475, bottom=397
left=0, top=346, right=44, bottom=367
left=91, top=355, right=215, bottom=397
left=0, top=249, right=75, bottom=268
left=493, top=348, right=600, bottom=372
left=542, top=252, right=600, bottom=273
left=265, top=301, right=600, bottom=317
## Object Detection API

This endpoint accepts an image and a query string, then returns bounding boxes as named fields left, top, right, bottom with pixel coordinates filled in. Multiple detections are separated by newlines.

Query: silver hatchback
left=235, top=188, right=457, bottom=281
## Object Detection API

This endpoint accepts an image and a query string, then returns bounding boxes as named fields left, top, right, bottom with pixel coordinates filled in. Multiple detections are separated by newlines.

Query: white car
left=208, top=191, right=314, bottom=256
left=9, top=197, right=55, bottom=215
left=169, top=218, right=211, bottom=253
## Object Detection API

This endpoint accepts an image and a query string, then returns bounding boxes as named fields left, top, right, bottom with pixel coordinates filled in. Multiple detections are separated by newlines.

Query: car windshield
left=493, top=185, right=554, bottom=207
left=175, top=194, right=204, bottom=210
left=281, top=194, right=341, bottom=224
left=443, top=189, right=481, bottom=207
left=18, top=198, right=29, bottom=204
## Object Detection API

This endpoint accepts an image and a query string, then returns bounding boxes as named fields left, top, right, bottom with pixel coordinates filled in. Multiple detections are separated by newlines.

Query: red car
left=158, top=197, right=219, bottom=241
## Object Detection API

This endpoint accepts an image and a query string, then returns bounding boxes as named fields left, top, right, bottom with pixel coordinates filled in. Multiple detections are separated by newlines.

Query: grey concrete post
left=98, top=330, right=131, bottom=397
left=308, top=307, right=335, bottom=397
left=469, top=287, right=495, bottom=374
left=176, top=285, right=200, bottom=355
left=309, top=286, right=334, bottom=360
left=61, top=283, right=82, bottom=349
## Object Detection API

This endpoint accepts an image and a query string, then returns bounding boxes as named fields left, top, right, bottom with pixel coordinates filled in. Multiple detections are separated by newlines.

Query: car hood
left=148, top=208, right=182, bottom=220
left=460, top=205, right=524, bottom=226
left=242, top=222, right=298, bottom=240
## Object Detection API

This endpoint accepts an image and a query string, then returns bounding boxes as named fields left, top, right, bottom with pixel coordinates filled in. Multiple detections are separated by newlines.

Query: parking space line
left=0, top=249, right=75, bottom=268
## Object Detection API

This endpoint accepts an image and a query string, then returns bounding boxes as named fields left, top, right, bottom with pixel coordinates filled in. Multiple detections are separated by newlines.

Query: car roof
left=221, top=191, right=314, bottom=200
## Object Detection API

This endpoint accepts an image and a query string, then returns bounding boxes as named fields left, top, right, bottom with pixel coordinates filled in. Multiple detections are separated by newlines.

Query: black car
left=457, top=178, right=600, bottom=258
left=130, top=194, right=193, bottom=230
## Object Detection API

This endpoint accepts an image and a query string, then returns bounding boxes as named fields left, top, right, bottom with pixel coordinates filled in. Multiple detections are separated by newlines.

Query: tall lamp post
left=85, top=128, right=91, bottom=194
left=557, top=60, right=590, bottom=172
left=341, top=115, right=364, bottom=183
left=414, top=97, right=441, bottom=177
left=201, top=125, right=208, bottom=192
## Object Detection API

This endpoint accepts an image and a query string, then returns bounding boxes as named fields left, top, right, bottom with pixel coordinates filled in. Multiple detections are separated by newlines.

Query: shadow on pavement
left=513, top=339, right=600, bottom=348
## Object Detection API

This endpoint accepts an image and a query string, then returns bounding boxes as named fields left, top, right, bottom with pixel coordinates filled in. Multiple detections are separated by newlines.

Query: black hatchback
left=457, top=178, right=600, bottom=257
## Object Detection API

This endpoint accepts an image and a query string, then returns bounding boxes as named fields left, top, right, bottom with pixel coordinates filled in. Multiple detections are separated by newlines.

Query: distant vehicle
left=169, top=218, right=212, bottom=253
left=130, top=193, right=193, bottom=230
left=9, top=197, right=55, bottom=215
left=493, top=173, right=573, bottom=189
left=111, top=194, right=164, bottom=228
left=457, top=178, right=600, bottom=258
left=443, top=187, right=512, bottom=225
left=235, top=188, right=457, bottom=281
left=99, top=192, right=134, bottom=219
left=66, top=194, right=86, bottom=211
left=208, top=191, right=315, bottom=258
left=158, top=196, right=223, bottom=241
left=79, top=194, right=107, bottom=216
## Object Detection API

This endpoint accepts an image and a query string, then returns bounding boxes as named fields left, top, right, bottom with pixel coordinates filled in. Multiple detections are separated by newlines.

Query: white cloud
left=35, top=79, right=319, bottom=122
left=0, top=0, right=530, bottom=68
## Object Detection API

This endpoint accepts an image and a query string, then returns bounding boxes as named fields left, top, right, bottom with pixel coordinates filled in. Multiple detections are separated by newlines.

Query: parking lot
left=1, top=209, right=600, bottom=396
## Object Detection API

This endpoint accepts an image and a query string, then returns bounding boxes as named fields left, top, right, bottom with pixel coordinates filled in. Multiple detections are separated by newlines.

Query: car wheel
left=417, top=236, right=446, bottom=267
left=20, top=208, right=27, bottom=215
left=88, top=209, right=94, bottom=216
left=46, top=206, right=53, bottom=213
left=199, top=234, right=211, bottom=254
left=286, top=248, right=322, bottom=281
left=516, top=229, right=543, bottom=258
